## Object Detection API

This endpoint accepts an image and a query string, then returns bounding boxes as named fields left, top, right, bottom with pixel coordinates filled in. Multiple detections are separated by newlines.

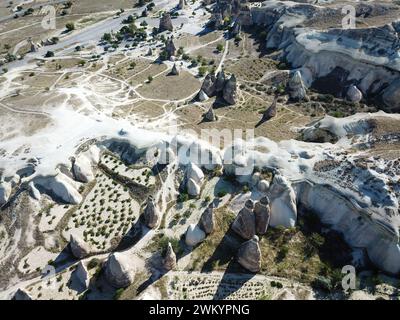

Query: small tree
left=147, top=75, right=153, bottom=83
left=216, top=44, right=224, bottom=53
left=45, top=51, right=55, bottom=58
left=65, top=22, right=75, bottom=32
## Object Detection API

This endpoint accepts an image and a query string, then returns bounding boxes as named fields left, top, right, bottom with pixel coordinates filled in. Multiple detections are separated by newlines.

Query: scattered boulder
left=237, top=235, right=261, bottom=273
left=185, top=224, right=206, bottom=246
left=287, top=71, right=308, bottom=101
left=170, top=63, right=179, bottom=76
left=203, top=106, right=217, bottom=122
left=269, top=175, right=297, bottom=228
left=12, top=288, right=32, bottom=300
left=254, top=196, right=271, bottom=235
left=105, top=252, right=135, bottom=288
left=232, top=199, right=256, bottom=240
left=74, top=261, right=90, bottom=289
left=222, top=75, right=238, bottom=105
left=346, top=85, right=363, bottom=103
left=163, top=242, right=177, bottom=271
left=200, top=203, right=215, bottom=235
left=159, top=13, right=174, bottom=32
left=143, top=196, right=160, bottom=229
left=257, top=180, right=270, bottom=192
left=70, top=234, right=91, bottom=259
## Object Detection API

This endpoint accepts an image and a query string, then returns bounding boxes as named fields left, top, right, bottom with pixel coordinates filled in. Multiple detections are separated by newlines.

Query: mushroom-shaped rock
left=237, top=235, right=261, bottom=273
left=74, top=261, right=90, bottom=289
left=105, top=252, right=135, bottom=288
left=170, top=63, right=179, bottom=76
left=143, top=196, right=160, bottom=229
left=269, top=175, right=297, bottom=228
left=201, top=74, right=216, bottom=97
left=287, top=71, right=308, bottom=101
left=163, top=242, right=177, bottom=271
left=0, top=180, right=11, bottom=206
left=72, top=155, right=94, bottom=183
left=346, top=85, right=363, bottom=103
left=223, top=75, right=237, bottom=105
left=197, top=89, right=209, bottom=102
left=12, top=288, right=32, bottom=300
left=200, top=203, right=215, bottom=235
left=159, top=13, right=174, bottom=32
left=185, top=224, right=206, bottom=246
left=203, top=106, right=217, bottom=122
left=254, top=196, right=271, bottom=235
left=70, top=234, right=91, bottom=259
left=232, top=199, right=256, bottom=240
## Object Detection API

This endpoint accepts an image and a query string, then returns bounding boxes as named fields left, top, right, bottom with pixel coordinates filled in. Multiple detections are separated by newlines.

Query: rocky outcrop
left=197, top=89, right=209, bottom=102
left=203, top=106, right=217, bottom=122
left=200, top=74, right=216, bottom=97
left=200, top=203, right=215, bottom=235
left=170, top=63, right=179, bottom=76
left=222, top=75, right=238, bottom=105
left=215, top=70, right=226, bottom=92
left=232, top=199, right=256, bottom=240
left=0, top=180, right=11, bottom=206
left=143, top=196, right=160, bottom=229
left=187, top=178, right=201, bottom=197
left=105, top=252, right=135, bottom=288
left=159, top=13, right=174, bottom=32
left=346, top=85, right=363, bottom=103
left=269, top=175, right=297, bottom=228
left=178, top=0, right=186, bottom=10
left=254, top=196, right=271, bottom=235
left=74, top=261, right=90, bottom=289
left=287, top=71, right=308, bottom=101
left=237, top=235, right=261, bottom=273
left=163, top=242, right=177, bottom=271
left=72, top=155, right=94, bottom=183
left=165, top=37, right=176, bottom=59
left=185, top=224, right=206, bottom=246
left=12, top=288, right=32, bottom=300
left=70, top=234, right=91, bottom=259
left=186, top=162, right=204, bottom=197
left=257, top=180, right=270, bottom=192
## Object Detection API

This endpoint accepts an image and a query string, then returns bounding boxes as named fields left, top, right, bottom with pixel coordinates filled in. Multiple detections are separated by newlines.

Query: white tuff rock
left=237, top=235, right=262, bottom=273
left=185, top=224, right=206, bottom=246
left=70, top=234, right=91, bottom=259
left=105, top=252, right=135, bottom=288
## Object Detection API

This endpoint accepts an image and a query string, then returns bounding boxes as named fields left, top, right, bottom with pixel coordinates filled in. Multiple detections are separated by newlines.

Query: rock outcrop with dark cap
left=200, top=203, right=215, bottom=235
left=232, top=199, right=256, bottom=240
left=143, top=196, right=160, bottom=229
left=254, top=196, right=271, bottom=235
left=70, top=234, right=91, bottom=259
left=237, top=235, right=261, bottom=273
left=163, top=242, right=177, bottom=271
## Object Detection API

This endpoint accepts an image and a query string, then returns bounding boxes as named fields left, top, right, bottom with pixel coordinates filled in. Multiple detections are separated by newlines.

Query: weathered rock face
left=232, top=199, right=256, bottom=240
left=72, top=155, right=94, bottom=183
left=159, top=13, right=174, bottom=32
left=74, top=261, right=90, bottom=289
left=170, top=63, right=179, bottom=76
left=215, top=70, right=226, bottom=92
left=254, top=196, right=271, bottom=235
left=105, top=252, right=135, bottom=288
left=163, top=242, right=177, bottom=271
left=186, top=162, right=204, bottom=197
left=200, top=203, right=215, bottom=234
left=0, top=180, right=11, bottom=206
left=70, top=234, right=91, bottom=259
left=287, top=71, right=308, bottom=101
left=185, top=224, right=206, bottom=246
left=203, top=106, right=217, bottom=122
left=237, top=235, right=261, bottom=273
left=346, top=85, right=363, bottom=103
left=201, top=74, right=216, bottom=97
left=197, top=89, right=209, bottom=102
left=143, top=196, right=160, bottom=229
left=269, top=175, right=297, bottom=228
left=222, top=75, right=238, bottom=105
left=187, top=178, right=201, bottom=196
left=12, top=288, right=32, bottom=300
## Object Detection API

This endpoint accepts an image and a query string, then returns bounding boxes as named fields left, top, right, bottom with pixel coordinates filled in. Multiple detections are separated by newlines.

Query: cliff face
left=250, top=1, right=400, bottom=112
